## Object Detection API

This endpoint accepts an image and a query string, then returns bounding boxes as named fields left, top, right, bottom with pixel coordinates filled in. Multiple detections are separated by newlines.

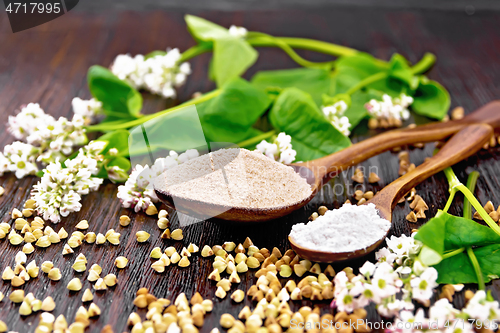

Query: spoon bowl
left=155, top=164, right=318, bottom=222
left=155, top=101, right=500, bottom=222
left=289, top=123, right=493, bottom=263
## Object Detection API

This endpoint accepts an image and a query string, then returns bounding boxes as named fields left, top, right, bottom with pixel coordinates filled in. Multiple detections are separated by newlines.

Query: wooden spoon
left=155, top=101, right=500, bottom=222
left=289, top=123, right=493, bottom=263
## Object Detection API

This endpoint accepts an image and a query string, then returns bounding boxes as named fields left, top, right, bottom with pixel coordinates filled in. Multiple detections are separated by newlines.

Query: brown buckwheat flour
left=161, top=148, right=312, bottom=209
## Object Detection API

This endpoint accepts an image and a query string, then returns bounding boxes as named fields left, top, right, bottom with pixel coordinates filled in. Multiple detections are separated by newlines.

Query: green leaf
left=87, top=65, right=142, bottom=119
left=96, top=130, right=130, bottom=156
left=387, top=54, right=415, bottom=88
left=411, top=77, right=450, bottom=120
left=415, top=211, right=500, bottom=254
left=334, top=53, right=387, bottom=78
left=185, top=15, right=229, bottom=42
left=434, top=245, right=500, bottom=284
left=213, top=37, right=258, bottom=87
left=198, top=78, right=271, bottom=143
left=415, top=211, right=500, bottom=285
left=414, top=212, right=447, bottom=255
left=252, top=68, right=334, bottom=106
left=269, top=88, right=351, bottom=161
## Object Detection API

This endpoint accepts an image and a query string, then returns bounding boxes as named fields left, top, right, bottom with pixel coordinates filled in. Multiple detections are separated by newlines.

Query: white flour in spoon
left=160, top=148, right=312, bottom=209
left=289, top=203, right=391, bottom=252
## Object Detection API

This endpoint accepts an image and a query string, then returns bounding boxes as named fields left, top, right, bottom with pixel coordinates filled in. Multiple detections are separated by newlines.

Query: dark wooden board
left=1, top=7, right=500, bottom=332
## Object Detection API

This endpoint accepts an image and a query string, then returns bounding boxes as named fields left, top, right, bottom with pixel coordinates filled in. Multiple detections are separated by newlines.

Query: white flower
left=31, top=141, right=105, bottom=223
left=7, top=103, right=53, bottom=140
left=365, top=93, right=413, bottom=122
left=429, top=299, right=459, bottom=327
left=359, top=261, right=376, bottom=277
left=322, top=101, right=351, bottom=136
left=378, top=299, right=414, bottom=318
left=371, top=262, right=400, bottom=299
left=4, top=102, right=92, bottom=177
left=72, top=97, right=102, bottom=124
left=117, top=149, right=199, bottom=212
left=111, top=49, right=191, bottom=99
left=412, top=259, right=428, bottom=276
left=335, top=288, right=357, bottom=313
left=350, top=281, right=380, bottom=307
left=228, top=25, right=248, bottom=38
left=386, top=234, right=414, bottom=257
left=463, top=290, right=500, bottom=321
left=1, top=141, right=39, bottom=179
left=279, top=149, right=296, bottom=164
left=254, top=132, right=297, bottom=164
left=395, top=309, right=428, bottom=333
left=410, top=267, right=438, bottom=304
left=255, top=140, right=278, bottom=160
left=375, top=247, right=397, bottom=265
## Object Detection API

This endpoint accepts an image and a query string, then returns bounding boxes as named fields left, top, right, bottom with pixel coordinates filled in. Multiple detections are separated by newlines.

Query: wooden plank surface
left=1, top=7, right=500, bottom=332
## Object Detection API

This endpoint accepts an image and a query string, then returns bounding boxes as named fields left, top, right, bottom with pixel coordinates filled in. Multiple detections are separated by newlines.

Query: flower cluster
left=334, top=232, right=440, bottom=318
left=393, top=291, right=500, bottom=333
left=365, top=94, right=413, bottom=123
left=335, top=231, right=500, bottom=333
left=0, top=100, right=101, bottom=178
left=255, top=132, right=297, bottom=164
left=71, top=97, right=102, bottom=125
left=31, top=141, right=107, bottom=223
left=228, top=25, right=248, bottom=38
left=117, top=149, right=199, bottom=212
left=110, top=49, right=191, bottom=99
left=322, top=100, right=351, bottom=136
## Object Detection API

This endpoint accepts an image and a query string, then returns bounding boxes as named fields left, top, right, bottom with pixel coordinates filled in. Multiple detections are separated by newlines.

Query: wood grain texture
left=1, top=7, right=500, bottom=333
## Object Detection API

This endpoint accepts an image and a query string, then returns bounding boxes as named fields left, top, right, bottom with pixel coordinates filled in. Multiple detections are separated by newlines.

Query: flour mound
left=289, top=203, right=391, bottom=252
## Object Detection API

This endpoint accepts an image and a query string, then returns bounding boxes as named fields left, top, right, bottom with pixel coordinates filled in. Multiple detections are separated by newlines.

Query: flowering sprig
left=333, top=232, right=439, bottom=317
left=31, top=141, right=108, bottom=223
left=322, top=100, right=351, bottom=136
left=365, top=93, right=413, bottom=124
left=255, top=132, right=297, bottom=164
left=392, top=291, right=500, bottom=332
left=0, top=100, right=101, bottom=179
left=117, top=149, right=199, bottom=213
left=110, top=49, right=191, bottom=99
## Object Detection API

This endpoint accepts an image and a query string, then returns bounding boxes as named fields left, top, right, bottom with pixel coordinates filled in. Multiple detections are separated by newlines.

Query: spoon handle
left=370, top=124, right=493, bottom=215
left=298, top=101, right=500, bottom=183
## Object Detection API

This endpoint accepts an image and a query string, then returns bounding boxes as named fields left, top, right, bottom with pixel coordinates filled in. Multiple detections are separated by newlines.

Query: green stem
left=467, top=247, right=485, bottom=290
left=410, top=52, right=436, bottom=75
left=275, top=37, right=359, bottom=58
left=442, top=247, right=465, bottom=259
left=442, top=187, right=458, bottom=214
left=237, top=130, right=276, bottom=148
left=345, top=72, right=389, bottom=95
left=86, top=89, right=221, bottom=132
left=247, top=33, right=336, bottom=69
left=456, top=183, right=500, bottom=234
left=464, top=171, right=480, bottom=220
left=443, top=167, right=500, bottom=236
left=178, top=43, right=212, bottom=62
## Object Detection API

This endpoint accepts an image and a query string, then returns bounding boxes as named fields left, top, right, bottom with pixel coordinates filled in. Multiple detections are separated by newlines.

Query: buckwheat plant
left=255, top=132, right=297, bottom=164
left=0, top=100, right=102, bottom=178
left=110, top=48, right=191, bottom=99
